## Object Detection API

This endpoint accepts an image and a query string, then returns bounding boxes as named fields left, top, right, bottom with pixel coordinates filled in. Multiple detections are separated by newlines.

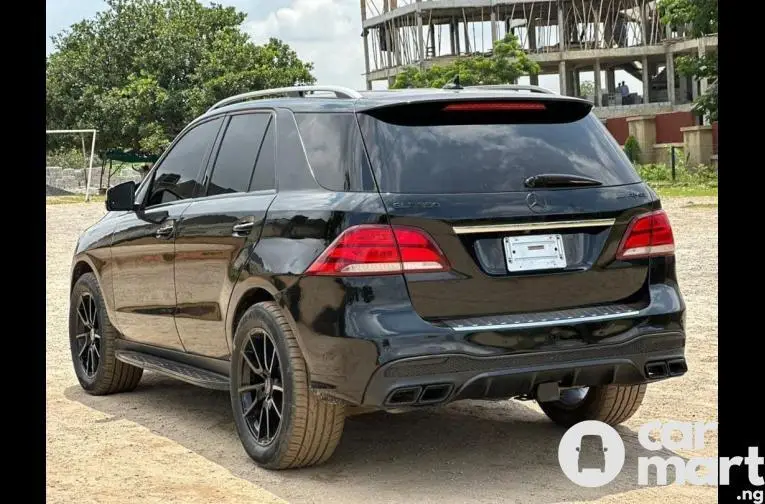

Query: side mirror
left=105, top=181, right=137, bottom=211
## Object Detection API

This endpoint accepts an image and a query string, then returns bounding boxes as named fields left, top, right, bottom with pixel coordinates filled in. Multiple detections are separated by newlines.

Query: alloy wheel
left=74, top=292, right=101, bottom=377
left=237, top=328, right=284, bottom=445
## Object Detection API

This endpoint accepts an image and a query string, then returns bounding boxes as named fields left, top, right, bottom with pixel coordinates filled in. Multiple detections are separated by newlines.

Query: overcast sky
left=46, top=0, right=640, bottom=93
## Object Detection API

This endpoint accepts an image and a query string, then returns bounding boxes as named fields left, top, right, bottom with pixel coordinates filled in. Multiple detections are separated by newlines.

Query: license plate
left=503, top=234, right=566, bottom=272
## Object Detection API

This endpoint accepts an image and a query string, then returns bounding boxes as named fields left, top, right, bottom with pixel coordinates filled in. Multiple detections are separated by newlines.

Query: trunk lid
left=357, top=95, right=656, bottom=320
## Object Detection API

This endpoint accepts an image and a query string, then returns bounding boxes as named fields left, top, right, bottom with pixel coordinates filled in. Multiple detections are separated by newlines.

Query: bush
left=47, top=147, right=102, bottom=169
left=623, top=136, right=641, bottom=162
left=636, top=162, right=718, bottom=186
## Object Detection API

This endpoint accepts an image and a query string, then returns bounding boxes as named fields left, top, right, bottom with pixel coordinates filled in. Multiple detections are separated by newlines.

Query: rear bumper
left=362, top=331, right=686, bottom=408
left=281, top=277, right=686, bottom=407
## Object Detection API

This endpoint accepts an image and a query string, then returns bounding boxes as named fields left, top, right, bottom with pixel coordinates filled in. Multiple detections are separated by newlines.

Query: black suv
left=69, top=85, right=687, bottom=469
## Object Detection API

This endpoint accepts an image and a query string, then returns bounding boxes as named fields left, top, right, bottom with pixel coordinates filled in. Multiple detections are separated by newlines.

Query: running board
left=115, top=350, right=229, bottom=390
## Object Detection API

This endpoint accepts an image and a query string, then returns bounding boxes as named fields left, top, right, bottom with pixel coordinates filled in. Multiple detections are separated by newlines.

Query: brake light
left=615, top=210, right=675, bottom=260
left=305, top=225, right=450, bottom=276
left=443, top=102, right=546, bottom=112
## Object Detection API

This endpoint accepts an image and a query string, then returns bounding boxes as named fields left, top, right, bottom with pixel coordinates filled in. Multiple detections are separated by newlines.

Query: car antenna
left=442, top=74, right=463, bottom=90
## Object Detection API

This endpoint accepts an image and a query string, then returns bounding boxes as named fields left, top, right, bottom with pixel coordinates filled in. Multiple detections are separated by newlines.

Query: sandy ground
left=46, top=197, right=718, bottom=504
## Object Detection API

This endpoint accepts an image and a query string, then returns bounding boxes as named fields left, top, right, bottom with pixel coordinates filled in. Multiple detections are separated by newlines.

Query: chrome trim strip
left=452, top=218, right=616, bottom=234
left=449, top=310, right=641, bottom=332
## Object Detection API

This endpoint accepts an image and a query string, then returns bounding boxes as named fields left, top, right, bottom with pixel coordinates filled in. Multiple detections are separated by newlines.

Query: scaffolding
left=360, top=0, right=717, bottom=113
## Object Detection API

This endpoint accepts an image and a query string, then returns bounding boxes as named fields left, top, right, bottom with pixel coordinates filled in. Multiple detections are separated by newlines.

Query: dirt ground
left=46, top=197, right=718, bottom=504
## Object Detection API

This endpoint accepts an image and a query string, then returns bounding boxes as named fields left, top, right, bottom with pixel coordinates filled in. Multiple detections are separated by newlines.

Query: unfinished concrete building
left=360, top=0, right=718, bottom=118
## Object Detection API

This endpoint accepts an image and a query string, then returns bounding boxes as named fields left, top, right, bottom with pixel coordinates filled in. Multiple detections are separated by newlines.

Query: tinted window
left=295, top=113, right=374, bottom=192
left=208, top=113, right=270, bottom=196
left=148, top=118, right=222, bottom=205
left=250, top=119, right=276, bottom=191
left=358, top=111, right=640, bottom=194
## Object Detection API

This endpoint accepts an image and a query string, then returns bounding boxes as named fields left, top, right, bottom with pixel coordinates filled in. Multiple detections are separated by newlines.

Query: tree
left=46, top=0, right=315, bottom=154
left=579, top=80, right=595, bottom=98
left=659, top=0, right=718, bottom=121
left=390, top=34, right=540, bottom=89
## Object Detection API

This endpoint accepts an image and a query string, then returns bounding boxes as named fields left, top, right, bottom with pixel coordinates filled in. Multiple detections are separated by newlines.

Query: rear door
left=174, top=111, right=277, bottom=358
left=357, top=98, right=655, bottom=320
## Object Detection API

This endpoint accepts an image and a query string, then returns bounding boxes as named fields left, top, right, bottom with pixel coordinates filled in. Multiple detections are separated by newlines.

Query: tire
left=69, top=273, right=143, bottom=395
left=538, top=384, right=647, bottom=428
left=230, top=301, right=345, bottom=469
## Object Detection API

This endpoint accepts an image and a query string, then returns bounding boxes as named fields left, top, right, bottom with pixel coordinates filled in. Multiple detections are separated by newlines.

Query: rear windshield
left=357, top=106, right=640, bottom=194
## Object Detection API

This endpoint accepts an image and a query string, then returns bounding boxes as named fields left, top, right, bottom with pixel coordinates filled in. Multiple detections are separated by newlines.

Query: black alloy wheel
left=74, top=292, right=102, bottom=377
left=237, top=328, right=284, bottom=445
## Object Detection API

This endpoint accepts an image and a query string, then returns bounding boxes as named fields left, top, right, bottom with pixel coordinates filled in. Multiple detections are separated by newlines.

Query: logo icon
left=559, top=420, right=626, bottom=487
left=526, top=192, right=547, bottom=213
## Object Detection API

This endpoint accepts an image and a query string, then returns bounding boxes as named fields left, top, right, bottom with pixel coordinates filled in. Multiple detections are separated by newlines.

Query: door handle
left=232, top=220, right=255, bottom=235
left=156, top=220, right=176, bottom=238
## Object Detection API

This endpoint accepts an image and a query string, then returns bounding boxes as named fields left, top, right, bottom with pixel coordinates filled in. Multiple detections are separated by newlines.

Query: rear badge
left=526, top=192, right=548, bottom=213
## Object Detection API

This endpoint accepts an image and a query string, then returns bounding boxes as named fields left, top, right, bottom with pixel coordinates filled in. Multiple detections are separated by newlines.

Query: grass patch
left=651, top=185, right=718, bottom=198
left=636, top=162, right=718, bottom=199
left=46, top=194, right=106, bottom=205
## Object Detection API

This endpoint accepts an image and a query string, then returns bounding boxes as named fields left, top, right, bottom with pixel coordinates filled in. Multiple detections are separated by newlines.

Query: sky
left=46, top=0, right=640, bottom=93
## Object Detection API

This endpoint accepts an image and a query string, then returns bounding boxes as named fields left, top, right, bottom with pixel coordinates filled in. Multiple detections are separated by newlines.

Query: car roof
left=194, top=87, right=590, bottom=123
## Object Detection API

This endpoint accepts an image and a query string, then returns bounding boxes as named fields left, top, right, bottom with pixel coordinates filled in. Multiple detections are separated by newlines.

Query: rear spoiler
left=357, top=93, right=593, bottom=126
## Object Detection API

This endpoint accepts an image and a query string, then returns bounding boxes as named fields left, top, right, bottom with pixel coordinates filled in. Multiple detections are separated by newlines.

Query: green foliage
left=46, top=0, right=315, bottom=154
left=659, top=0, right=718, bottom=120
left=579, top=80, right=595, bottom=98
left=623, top=136, right=642, bottom=162
left=635, top=162, right=718, bottom=186
left=46, top=147, right=102, bottom=170
left=659, top=0, right=718, bottom=37
left=390, top=34, right=540, bottom=89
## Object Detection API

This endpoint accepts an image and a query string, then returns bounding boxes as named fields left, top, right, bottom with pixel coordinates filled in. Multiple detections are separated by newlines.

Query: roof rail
left=466, top=84, right=556, bottom=95
left=207, top=85, right=362, bottom=112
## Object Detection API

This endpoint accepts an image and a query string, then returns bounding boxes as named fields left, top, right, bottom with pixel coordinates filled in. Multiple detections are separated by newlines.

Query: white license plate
left=503, top=234, right=566, bottom=272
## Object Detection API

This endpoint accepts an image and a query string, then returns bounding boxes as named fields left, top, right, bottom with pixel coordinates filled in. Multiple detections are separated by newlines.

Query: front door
left=110, top=116, right=224, bottom=349
left=174, top=111, right=277, bottom=357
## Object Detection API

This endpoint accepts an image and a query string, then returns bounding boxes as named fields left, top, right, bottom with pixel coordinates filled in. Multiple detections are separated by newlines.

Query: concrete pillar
left=559, top=60, right=567, bottom=95
left=681, top=125, right=714, bottom=166
left=642, top=55, right=650, bottom=103
left=573, top=70, right=581, bottom=97
left=678, top=74, right=689, bottom=103
left=692, top=75, right=699, bottom=100
left=528, top=18, right=537, bottom=52
left=594, top=59, right=602, bottom=106
left=449, top=20, right=456, bottom=55
left=606, top=68, right=616, bottom=93
left=490, top=9, right=498, bottom=45
left=698, top=38, right=708, bottom=97
left=429, top=23, right=436, bottom=57
left=626, top=115, right=657, bottom=164
left=455, top=19, right=461, bottom=55
left=640, top=2, right=648, bottom=45
left=360, top=1, right=372, bottom=90
left=666, top=52, right=676, bottom=104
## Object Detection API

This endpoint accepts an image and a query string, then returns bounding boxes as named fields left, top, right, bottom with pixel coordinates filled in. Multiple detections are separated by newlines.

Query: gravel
left=46, top=198, right=717, bottom=504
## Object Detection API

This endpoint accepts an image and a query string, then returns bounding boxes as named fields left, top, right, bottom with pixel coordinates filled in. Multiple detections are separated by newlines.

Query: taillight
left=305, top=225, right=450, bottom=276
left=442, top=102, right=546, bottom=112
left=615, top=210, right=675, bottom=260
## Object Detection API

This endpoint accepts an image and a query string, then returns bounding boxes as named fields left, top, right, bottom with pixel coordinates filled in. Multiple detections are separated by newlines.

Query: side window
left=294, top=113, right=374, bottom=192
left=250, top=118, right=276, bottom=191
left=147, top=118, right=222, bottom=206
left=207, top=113, right=270, bottom=196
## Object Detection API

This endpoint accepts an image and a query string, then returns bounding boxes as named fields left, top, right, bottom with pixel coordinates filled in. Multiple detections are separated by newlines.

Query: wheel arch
left=226, top=278, right=304, bottom=356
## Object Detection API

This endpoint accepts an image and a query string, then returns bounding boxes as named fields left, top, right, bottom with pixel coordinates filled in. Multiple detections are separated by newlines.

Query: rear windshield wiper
left=524, top=173, right=603, bottom=188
